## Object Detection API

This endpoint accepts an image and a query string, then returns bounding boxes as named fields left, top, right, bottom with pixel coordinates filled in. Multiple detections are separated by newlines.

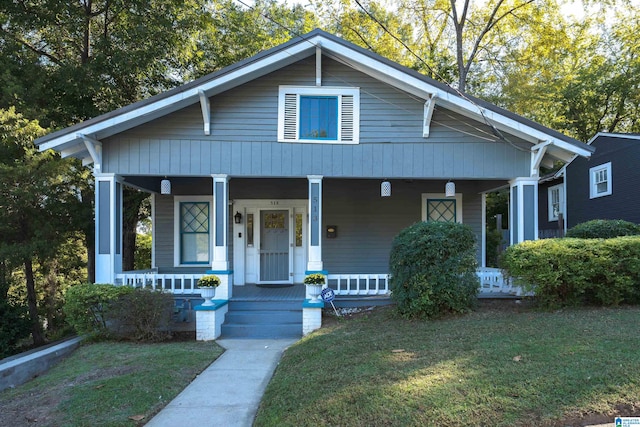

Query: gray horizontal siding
left=154, top=195, right=174, bottom=268
left=151, top=178, right=492, bottom=273
left=103, top=56, right=531, bottom=179
left=322, top=179, right=486, bottom=274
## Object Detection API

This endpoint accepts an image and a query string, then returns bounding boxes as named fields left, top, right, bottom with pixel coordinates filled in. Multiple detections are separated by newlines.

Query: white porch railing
left=116, top=271, right=205, bottom=294
left=327, top=274, right=390, bottom=296
left=476, top=267, right=521, bottom=295
left=114, top=269, right=521, bottom=296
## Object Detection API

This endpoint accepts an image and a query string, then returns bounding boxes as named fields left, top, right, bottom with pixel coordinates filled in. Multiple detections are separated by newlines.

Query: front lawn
left=0, top=340, right=223, bottom=426
left=255, top=301, right=640, bottom=426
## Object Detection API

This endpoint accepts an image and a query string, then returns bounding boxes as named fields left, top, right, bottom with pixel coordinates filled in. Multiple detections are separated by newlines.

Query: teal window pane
left=299, top=96, right=338, bottom=140
left=180, top=202, right=209, bottom=264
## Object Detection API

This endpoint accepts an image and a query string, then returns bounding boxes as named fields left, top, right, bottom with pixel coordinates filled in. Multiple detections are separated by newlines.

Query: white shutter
left=340, top=95, right=354, bottom=142
left=283, top=93, right=298, bottom=141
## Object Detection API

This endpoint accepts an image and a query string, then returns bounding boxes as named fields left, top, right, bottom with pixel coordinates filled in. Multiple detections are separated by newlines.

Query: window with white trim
left=547, top=184, right=564, bottom=221
left=174, top=196, right=212, bottom=266
left=421, top=193, right=463, bottom=223
left=278, top=86, right=360, bottom=144
left=589, top=162, right=612, bottom=199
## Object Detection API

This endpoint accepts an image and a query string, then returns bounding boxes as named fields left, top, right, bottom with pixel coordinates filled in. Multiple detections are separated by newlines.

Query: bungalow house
left=35, top=30, right=593, bottom=337
left=565, top=133, right=640, bottom=228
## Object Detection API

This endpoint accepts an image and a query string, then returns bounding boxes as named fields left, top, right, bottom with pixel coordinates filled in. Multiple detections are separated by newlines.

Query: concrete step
left=221, top=323, right=302, bottom=339
left=225, top=310, right=301, bottom=325
left=228, top=300, right=301, bottom=311
left=222, top=299, right=303, bottom=338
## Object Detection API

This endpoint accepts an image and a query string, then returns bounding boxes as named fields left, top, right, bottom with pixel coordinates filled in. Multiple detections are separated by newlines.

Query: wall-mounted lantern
left=234, top=211, right=243, bottom=224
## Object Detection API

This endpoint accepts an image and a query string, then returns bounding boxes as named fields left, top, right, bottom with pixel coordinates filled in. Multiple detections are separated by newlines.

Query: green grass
left=255, top=303, right=640, bottom=427
left=0, top=340, right=223, bottom=426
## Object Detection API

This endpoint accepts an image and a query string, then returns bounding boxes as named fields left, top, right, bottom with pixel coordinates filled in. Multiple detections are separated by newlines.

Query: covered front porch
left=103, top=175, right=538, bottom=299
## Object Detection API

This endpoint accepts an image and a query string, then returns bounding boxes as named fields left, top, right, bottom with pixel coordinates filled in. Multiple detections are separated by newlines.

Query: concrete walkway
left=145, top=338, right=298, bottom=427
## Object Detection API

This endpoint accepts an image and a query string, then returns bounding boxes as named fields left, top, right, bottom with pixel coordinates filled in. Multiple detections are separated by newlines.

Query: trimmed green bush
left=389, top=221, right=479, bottom=318
left=500, top=237, right=640, bottom=308
left=565, top=219, right=640, bottom=239
left=64, top=284, right=175, bottom=341
left=64, top=283, right=135, bottom=338
left=107, top=289, right=174, bottom=341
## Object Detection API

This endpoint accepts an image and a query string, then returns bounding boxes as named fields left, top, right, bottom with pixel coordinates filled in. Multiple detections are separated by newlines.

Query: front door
left=260, top=210, right=289, bottom=282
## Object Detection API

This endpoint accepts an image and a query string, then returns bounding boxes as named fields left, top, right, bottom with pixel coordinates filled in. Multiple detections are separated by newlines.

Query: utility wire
left=231, top=0, right=531, bottom=152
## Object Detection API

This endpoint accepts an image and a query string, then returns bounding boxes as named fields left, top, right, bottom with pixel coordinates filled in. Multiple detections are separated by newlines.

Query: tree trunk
left=24, top=257, right=45, bottom=346
left=122, top=189, right=149, bottom=271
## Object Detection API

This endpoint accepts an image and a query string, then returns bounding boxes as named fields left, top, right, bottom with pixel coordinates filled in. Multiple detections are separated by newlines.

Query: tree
left=0, top=108, right=84, bottom=345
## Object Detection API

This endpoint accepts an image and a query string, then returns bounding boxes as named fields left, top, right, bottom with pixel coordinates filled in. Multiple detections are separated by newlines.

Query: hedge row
left=64, top=283, right=174, bottom=341
left=389, top=221, right=479, bottom=318
left=500, top=236, right=640, bottom=308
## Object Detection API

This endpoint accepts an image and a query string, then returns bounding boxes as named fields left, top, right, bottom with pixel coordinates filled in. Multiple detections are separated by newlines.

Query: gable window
left=278, top=86, right=359, bottom=144
left=174, top=197, right=211, bottom=265
left=422, top=193, right=463, bottom=223
left=547, top=184, right=564, bottom=221
left=589, top=162, right=612, bottom=199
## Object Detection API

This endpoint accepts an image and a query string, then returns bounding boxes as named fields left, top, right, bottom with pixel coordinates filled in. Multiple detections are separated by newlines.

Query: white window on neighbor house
left=277, top=86, right=360, bottom=144
left=174, top=196, right=211, bottom=266
left=421, top=193, right=463, bottom=223
left=589, top=162, right=612, bottom=199
left=548, top=184, right=564, bottom=222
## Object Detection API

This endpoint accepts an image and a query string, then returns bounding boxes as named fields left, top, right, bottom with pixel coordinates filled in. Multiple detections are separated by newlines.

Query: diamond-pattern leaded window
left=427, top=199, right=456, bottom=222
left=180, top=202, right=209, bottom=264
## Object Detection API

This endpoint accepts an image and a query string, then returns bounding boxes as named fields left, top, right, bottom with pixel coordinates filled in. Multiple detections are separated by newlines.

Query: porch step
left=221, top=300, right=303, bottom=339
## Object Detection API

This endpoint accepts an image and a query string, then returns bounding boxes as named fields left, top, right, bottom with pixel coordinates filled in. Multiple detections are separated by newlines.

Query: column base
left=302, top=299, right=324, bottom=335
left=195, top=301, right=228, bottom=341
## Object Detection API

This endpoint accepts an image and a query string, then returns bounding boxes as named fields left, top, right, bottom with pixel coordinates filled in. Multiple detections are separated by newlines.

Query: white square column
left=307, top=175, right=323, bottom=272
left=509, top=177, right=539, bottom=244
left=95, top=173, right=123, bottom=284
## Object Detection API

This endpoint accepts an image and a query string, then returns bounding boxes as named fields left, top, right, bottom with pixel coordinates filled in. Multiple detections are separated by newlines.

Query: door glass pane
left=295, top=213, right=303, bottom=247
left=247, top=213, right=254, bottom=247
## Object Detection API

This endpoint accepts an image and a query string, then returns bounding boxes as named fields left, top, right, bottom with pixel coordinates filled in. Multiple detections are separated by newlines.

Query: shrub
left=0, top=298, right=31, bottom=358
left=389, top=221, right=479, bottom=318
left=500, top=237, right=640, bottom=308
left=64, top=283, right=134, bottom=338
left=107, top=289, right=174, bottom=341
left=565, top=219, right=640, bottom=239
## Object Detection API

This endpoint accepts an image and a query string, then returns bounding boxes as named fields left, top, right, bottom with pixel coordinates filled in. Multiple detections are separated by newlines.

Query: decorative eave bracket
left=78, top=133, right=103, bottom=171
left=199, top=90, right=211, bottom=135
left=423, top=94, right=438, bottom=138
left=531, top=140, right=551, bottom=177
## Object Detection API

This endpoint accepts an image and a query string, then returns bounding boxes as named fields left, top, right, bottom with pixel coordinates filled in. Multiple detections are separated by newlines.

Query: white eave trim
left=38, top=33, right=592, bottom=161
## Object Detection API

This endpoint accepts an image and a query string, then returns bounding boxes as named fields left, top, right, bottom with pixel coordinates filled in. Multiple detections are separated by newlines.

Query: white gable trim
left=37, top=31, right=592, bottom=163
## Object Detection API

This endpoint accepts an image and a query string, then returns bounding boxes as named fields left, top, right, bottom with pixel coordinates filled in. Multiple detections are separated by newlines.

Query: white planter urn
left=306, top=284, right=323, bottom=302
left=199, top=287, right=217, bottom=306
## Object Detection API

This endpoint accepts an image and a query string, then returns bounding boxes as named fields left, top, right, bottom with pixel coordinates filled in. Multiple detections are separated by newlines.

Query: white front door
left=233, top=200, right=307, bottom=285
left=260, top=210, right=289, bottom=282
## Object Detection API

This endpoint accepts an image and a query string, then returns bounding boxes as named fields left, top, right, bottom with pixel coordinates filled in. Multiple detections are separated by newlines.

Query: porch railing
left=116, top=271, right=205, bottom=294
left=327, top=274, right=390, bottom=296
left=114, top=268, right=522, bottom=296
left=476, top=267, right=521, bottom=295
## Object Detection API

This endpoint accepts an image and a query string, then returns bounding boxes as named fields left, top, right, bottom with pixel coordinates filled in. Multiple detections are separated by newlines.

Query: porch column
left=95, top=173, right=123, bottom=284
left=307, top=175, right=323, bottom=272
left=211, top=174, right=229, bottom=271
left=509, top=177, right=538, bottom=245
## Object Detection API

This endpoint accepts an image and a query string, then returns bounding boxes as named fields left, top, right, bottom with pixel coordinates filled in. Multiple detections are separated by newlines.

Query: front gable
left=35, top=29, right=593, bottom=176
